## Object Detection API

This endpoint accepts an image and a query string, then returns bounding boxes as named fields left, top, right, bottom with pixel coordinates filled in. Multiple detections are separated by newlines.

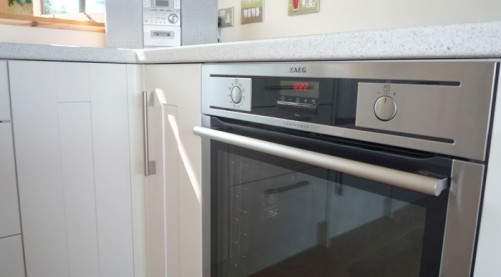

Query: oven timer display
left=279, top=80, right=320, bottom=99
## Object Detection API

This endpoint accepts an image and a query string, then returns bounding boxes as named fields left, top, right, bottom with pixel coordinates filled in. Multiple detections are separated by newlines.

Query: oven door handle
left=193, top=126, right=448, bottom=196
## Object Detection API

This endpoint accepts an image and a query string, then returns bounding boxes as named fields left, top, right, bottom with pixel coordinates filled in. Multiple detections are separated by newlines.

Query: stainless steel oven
left=195, top=61, right=497, bottom=277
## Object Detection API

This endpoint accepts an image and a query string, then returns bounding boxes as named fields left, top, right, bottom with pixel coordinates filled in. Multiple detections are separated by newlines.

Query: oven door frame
left=199, top=115, right=485, bottom=277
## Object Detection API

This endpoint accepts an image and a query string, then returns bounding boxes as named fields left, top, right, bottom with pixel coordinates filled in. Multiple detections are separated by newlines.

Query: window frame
left=0, top=0, right=104, bottom=32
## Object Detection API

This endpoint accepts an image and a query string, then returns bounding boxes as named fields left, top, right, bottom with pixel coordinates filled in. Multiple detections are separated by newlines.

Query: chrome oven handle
left=193, top=126, right=448, bottom=196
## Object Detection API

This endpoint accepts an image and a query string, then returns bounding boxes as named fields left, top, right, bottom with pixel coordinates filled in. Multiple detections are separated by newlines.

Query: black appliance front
left=208, top=117, right=451, bottom=277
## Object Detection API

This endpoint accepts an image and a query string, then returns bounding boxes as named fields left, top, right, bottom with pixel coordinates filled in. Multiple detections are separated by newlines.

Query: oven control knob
left=374, top=96, right=397, bottom=121
left=231, top=86, right=243, bottom=104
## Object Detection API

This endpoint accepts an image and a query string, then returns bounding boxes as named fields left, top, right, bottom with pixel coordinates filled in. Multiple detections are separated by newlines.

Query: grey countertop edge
left=138, top=21, right=501, bottom=63
left=1, top=21, right=501, bottom=64
left=0, top=43, right=138, bottom=64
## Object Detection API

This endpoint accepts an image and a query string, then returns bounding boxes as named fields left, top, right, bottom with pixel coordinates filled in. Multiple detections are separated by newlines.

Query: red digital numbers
left=293, top=82, right=309, bottom=92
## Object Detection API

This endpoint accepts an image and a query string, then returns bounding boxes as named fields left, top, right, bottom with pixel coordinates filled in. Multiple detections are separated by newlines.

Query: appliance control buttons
left=231, top=86, right=243, bottom=104
left=374, top=96, right=397, bottom=121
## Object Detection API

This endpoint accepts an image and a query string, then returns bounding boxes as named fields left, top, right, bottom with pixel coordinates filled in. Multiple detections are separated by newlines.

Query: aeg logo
left=289, top=67, right=307, bottom=74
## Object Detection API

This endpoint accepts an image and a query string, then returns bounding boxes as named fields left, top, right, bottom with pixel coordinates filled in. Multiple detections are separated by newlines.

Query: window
left=0, top=0, right=105, bottom=32
left=39, top=0, right=105, bottom=23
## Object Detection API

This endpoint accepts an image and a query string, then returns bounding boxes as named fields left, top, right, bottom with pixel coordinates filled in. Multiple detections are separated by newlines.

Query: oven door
left=196, top=117, right=485, bottom=277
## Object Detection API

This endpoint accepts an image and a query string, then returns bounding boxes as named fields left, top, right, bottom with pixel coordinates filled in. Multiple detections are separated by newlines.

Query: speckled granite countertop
left=0, top=43, right=137, bottom=63
left=139, top=21, right=501, bottom=63
left=1, top=21, right=501, bottom=64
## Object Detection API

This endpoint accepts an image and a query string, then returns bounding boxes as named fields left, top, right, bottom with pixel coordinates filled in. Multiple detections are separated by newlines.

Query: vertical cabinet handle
left=143, top=91, right=151, bottom=176
left=143, top=89, right=165, bottom=176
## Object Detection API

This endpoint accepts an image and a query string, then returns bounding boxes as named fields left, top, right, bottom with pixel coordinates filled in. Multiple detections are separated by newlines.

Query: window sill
left=0, top=13, right=104, bottom=32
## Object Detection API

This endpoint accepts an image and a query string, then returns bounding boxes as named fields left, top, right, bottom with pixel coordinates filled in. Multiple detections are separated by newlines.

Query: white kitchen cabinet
left=0, top=235, right=26, bottom=277
left=9, top=61, right=134, bottom=277
left=0, top=61, right=9, bottom=121
left=0, top=123, right=21, bottom=239
left=143, top=64, right=202, bottom=277
left=0, top=62, right=25, bottom=277
left=474, top=70, right=501, bottom=277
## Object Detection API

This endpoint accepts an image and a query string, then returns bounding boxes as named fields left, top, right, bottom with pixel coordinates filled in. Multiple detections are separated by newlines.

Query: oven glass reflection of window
left=218, top=150, right=428, bottom=277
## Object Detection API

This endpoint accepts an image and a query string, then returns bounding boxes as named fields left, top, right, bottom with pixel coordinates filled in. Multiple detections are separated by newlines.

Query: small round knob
left=231, top=86, right=243, bottom=104
left=374, top=96, right=397, bottom=121
left=168, top=14, right=179, bottom=24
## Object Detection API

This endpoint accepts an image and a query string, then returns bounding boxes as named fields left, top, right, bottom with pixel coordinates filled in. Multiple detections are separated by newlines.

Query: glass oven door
left=197, top=117, right=484, bottom=277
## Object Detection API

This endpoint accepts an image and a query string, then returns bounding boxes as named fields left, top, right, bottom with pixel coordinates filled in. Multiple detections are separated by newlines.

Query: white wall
left=218, top=0, right=501, bottom=42
left=0, top=25, right=105, bottom=47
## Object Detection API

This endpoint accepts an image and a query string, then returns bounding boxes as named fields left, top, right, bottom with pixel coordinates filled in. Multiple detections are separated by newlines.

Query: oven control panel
left=208, top=77, right=252, bottom=112
left=356, top=82, right=458, bottom=141
left=202, top=61, right=496, bottom=161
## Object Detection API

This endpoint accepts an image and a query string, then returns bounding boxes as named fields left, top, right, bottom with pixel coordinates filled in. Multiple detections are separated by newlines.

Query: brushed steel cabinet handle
left=143, top=91, right=150, bottom=176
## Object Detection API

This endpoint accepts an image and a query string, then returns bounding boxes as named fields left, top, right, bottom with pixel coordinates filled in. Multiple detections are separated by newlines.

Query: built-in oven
left=195, top=61, right=498, bottom=277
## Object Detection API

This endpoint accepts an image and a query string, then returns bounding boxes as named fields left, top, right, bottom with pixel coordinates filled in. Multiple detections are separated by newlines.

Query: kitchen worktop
left=0, top=43, right=137, bottom=63
left=1, top=21, right=501, bottom=63
left=139, top=21, right=501, bottom=63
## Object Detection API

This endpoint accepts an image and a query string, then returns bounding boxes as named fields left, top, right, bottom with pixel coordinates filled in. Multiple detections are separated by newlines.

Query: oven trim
left=440, top=160, right=485, bottom=277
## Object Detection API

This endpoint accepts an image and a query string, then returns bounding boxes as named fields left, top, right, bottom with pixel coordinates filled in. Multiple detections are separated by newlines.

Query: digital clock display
left=293, top=82, right=310, bottom=91
left=279, top=80, right=320, bottom=98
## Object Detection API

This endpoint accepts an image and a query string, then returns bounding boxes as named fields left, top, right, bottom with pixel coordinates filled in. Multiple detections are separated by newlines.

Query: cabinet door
left=0, top=61, right=9, bottom=121
left=0, top=123, right=21, bottom=238
left=144, top=64, right=202, bottom=277
left=0, top=235, right=26, bottom=277
left=9, top=61, right=134, bottom=277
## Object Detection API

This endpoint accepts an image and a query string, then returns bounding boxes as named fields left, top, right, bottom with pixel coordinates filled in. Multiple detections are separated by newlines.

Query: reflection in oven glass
left=215, top=146, right=443, bottom=277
